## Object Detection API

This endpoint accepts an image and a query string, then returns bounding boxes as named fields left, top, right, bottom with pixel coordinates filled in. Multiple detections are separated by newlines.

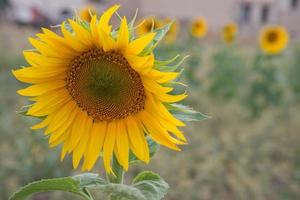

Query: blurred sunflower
left=13, top=5, right=187, bottom=173
left=79, top=5, right=96, bottom=22
left=164, top=18, right=179, bottom=43
left=222, top=22, right=238, bottom=44
left=137, top=17, right=163, bottom=36
left=190, top=17, right=208, bottom=38
left=259, top=26, right=289, bottom=54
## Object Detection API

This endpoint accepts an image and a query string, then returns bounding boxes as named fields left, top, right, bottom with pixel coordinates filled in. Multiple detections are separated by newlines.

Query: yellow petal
left=116, top=17, right=129, bottom=52
left=115, top=120, right=129, bottom=170
left=68, top=19, right=93, bottom=47
left=126, top=32, right=156, bottom=55
left=68, top=111, right=88, bottom=152
left=83, top=121, right=107, bottom=171
left=126, top=116, right=149, bottom=163
left=72, top=116, right=93, bottom=169
left=142, top=77, right=173, bottom=94
left=98, top=5, right=120, bottom=34
left=17, top=80, right=65, bottom=97
left=102, top=121, right=117, bottom=174
left=99, top=28, right=116, bottom=52
left=44, top=101, right=77, bottom=135
left=31, top=114, right=53, bottom=130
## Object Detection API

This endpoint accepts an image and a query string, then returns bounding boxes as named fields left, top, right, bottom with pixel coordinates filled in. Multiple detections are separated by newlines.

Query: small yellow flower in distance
left=259, top=26, right=289, bottom=54
left=190, top=17, right=208, bottom=38
left=163, top=18, right=179, bottom=43
left=79, top=5, right=96, bottom=23
left=137, top=17, right=163, bottom=36
left=222, top=22, right=238, bottom=44
left=13, top=5, right=187, bottom=174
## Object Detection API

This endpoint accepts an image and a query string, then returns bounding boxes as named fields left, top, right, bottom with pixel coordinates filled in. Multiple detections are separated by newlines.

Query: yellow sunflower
left=79, top=5, right=96, bottom=23
left=13, top=5, right=187, bottom=174
left=190, top=17, right=208, bottom=38
left=137, top=17, right=163, bottom=36
left=222, top=22, right=238, bottom=44
left=259, top=26, right=289, bottom=54
left=163, top=18, right=179, bottom=43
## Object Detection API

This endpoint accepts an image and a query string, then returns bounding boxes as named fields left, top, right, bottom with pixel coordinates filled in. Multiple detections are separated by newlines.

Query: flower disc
left=66, top=49, right=145, bottom=121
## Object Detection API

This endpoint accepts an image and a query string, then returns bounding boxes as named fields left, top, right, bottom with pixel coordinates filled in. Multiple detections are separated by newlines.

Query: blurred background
left=1, top=0, right=300, bottom=199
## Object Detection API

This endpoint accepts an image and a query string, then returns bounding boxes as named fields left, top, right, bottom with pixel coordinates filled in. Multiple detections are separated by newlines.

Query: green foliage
left=9, top=172, right=168, bottom=200
left=9, top=177, right=93, bottom=200
left=208, top=46, right=246, bottom=100
left=243, top=54, right=284, bottom=117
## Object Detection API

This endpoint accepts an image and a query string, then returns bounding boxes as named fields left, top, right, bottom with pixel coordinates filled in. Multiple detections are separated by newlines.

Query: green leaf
left=93, top=184, right=146, bottom=200
left=167, top=103, right=209, bottom=122
left=9, top=177, right=91, bottom=200
left=132, top=171, right=169, bottom=200
left=91, top=171, right=168, bottom=200
left=73, top=173, right=107, bottom=188
left=129, top=137, right=160, bottom=164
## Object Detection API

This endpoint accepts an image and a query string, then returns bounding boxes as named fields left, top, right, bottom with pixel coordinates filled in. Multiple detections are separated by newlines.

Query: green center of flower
left=267, top=31, right=278, bottom=43
left=66, top=49, right=145, bottom=121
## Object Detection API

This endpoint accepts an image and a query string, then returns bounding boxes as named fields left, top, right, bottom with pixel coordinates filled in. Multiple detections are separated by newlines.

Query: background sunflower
left=190, top=17, right=208, bottom=38
left=222, top=22, right=238, bottom=44
left=259, top=26, right=289, bottom=54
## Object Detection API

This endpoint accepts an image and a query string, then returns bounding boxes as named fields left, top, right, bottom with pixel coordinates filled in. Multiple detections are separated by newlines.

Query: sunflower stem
left=106, top=155, right=124, bottom=200
left=107, top=155, right=124, bottom=184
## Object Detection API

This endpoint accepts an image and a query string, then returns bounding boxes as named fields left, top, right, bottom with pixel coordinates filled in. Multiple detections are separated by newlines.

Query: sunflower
left=259, top=26, right=289, bottom=54
left=190, top=17, right=208, bottom=38
left=79, top=5, right=96, bottom=22
left=222, top=22, right=238, bottom=44
left=13, top=5, right=188, bottom=174
left=137, top=17, right=163, bottom=36
left=163, top=18, right=179, bottom=43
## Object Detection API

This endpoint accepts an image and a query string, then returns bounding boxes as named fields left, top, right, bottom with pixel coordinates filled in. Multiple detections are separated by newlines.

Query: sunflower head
left=259, top=26, right=289, bottom=54
left=222, top=22, right=238, bottom=44
left=13, top=5, right=200, bottom=174
left=163, top=18, right=179, bottom=43
left=79, top=5, right=96, bottom=22
left=190, top=17, right=208, bottom=38
left=137, top=17, right=163, bottom=36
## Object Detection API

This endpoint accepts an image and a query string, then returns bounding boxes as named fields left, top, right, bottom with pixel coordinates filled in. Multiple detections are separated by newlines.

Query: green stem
left=106, top=155, right=124, bottom=200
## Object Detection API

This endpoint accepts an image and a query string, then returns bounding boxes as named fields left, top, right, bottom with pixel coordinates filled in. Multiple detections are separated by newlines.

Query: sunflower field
left=1, top=3, right=300, bottom=200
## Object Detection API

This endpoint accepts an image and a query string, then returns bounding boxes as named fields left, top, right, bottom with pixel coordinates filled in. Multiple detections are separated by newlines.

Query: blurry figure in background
left=79, top=5, right=96, bottom=23
left=30, top=6, right=52, bottom=27
left=137, top=17, right=162, bottom=36
left=163, top=18, right=179, bottom=44
left=0, top=0, right=10, bottom=20
left=189, top=17, right=208, bottom=39
left=58, top=8, right=72, bottom=23
left=222, top=22, right=238, bottom=44
left=259, top=26, right=289, bottom=55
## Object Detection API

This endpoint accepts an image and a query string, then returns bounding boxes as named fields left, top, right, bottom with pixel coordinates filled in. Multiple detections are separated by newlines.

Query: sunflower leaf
left=129, top=137, right=160, bottom=164
left=8, top=177, right=92, bottom=200
left=167, top=103, right=210, bottom=122
left=73, top=173, right=107, bottom=188
left=132, top=171, right=169, bottom=200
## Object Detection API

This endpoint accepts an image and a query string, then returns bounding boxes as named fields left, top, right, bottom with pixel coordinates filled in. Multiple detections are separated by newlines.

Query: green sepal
left=140, top=22, right=173, bottom=56
left=129, top=137, right=160, bottom=164
left=167, top=103, right=209, bottom=122
left=155, top=55, right=189, bottom=72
